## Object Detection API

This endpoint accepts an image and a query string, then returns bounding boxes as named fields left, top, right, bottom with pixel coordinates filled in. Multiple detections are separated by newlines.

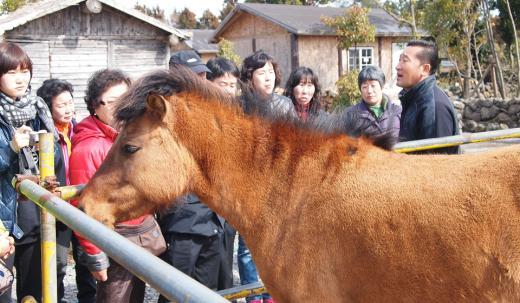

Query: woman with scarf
left=0, top=42, right=65, bottom=302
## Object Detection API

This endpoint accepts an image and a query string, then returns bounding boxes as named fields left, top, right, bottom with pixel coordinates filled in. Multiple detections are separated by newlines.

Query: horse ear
left=146, top=95, right=167, bottom=119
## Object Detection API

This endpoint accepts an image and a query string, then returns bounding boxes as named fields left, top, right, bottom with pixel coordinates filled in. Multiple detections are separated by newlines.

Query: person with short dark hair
left=283, top=67, right=322, bottom=121
left=169, top=50, right=211, bottom=79
left=159, top=55, right=225, bottom=301
left=206, top=57, right=239, bottom=97
left=343, top=66, right=401, bottom=139
left=241, top=50, right=295, bottom=117
left=37, top=79, right=75, bottom=180
left=0, top=41, right=65, bottom=303
left=396, top=39, right=460, bottom=154
left=36, top=79, right=97, bottom=303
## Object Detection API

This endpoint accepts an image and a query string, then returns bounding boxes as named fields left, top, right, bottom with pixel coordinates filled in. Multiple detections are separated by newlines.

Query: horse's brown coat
left=78, top=70, right=520, bottom=302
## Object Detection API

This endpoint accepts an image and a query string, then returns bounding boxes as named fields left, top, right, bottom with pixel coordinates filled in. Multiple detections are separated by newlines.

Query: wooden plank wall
left=112, top=39, right=168, bottom=79
left=14, top=40, right=51, bottom=92
left=50, top=39, right=108, bottom=117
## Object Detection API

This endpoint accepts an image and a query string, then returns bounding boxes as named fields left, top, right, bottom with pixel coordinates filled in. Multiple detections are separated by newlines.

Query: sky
left=118, top=0, right=231, bottom=18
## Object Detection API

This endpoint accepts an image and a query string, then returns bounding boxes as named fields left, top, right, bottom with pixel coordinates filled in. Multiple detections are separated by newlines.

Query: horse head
left=77, top=67, right=215, bottom=227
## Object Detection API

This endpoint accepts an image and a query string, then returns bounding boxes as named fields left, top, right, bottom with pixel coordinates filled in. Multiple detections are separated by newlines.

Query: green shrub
left=333, top=69, right=361, bottom=110
left=217, top=38, right=241, bottom=66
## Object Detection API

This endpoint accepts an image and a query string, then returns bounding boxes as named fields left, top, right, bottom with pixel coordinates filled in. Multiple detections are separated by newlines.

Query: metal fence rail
left=16, top=179, right=229, bottom=303
left=394, top=128, right=520, bottom=153
left=217, top=282, right=266, bottom=300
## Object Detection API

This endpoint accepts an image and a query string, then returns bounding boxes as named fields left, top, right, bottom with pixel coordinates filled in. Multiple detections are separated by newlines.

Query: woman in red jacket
left=69, top=69, right=165, bottom=303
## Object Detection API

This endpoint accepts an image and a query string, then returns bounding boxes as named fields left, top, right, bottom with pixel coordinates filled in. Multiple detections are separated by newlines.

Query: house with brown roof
left=212, top=3, right=419, bottom=93
left=0, top=0, right=189, bottom=116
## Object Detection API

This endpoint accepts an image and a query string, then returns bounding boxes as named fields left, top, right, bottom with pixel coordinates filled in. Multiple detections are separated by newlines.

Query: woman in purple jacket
left=344, top=65, right=401, bottom=139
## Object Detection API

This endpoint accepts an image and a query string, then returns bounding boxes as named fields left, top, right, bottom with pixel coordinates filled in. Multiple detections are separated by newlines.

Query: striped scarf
left=0, top=89, right=55, bottom=133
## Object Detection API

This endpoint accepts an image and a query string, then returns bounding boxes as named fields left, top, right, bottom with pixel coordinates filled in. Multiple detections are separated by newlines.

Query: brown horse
left=78, top=66, right=520, bottom=302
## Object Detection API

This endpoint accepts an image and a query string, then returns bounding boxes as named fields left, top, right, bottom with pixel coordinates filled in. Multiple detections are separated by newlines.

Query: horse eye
left=123, top=144, right=141, bottom=154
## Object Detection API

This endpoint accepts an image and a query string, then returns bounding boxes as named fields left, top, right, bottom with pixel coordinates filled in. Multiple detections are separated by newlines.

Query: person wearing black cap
left=157, top=50, right=225, bottom=301
left=169, top=50, right=212, bottom=79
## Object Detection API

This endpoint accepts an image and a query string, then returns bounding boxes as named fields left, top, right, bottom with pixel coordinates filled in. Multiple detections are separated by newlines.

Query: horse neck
left=170, top=93, right=340, bottom=236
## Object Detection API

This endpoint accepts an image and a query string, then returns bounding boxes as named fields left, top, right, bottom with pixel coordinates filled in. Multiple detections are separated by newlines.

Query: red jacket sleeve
left=69, top=139, right=109, bottom=255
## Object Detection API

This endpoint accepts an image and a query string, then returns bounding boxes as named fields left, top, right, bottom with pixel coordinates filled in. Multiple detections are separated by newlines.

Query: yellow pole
left=39, top=132, right=57, bottom=303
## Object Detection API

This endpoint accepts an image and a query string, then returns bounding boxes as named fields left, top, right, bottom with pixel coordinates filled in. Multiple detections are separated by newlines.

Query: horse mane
left=115, top=65, right=396, bottom=151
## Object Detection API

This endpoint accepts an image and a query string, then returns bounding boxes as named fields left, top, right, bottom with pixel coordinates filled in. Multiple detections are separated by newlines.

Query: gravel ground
left=62, top=262, right=161, bottom=303
left=60, top=237, right=242, bottom=303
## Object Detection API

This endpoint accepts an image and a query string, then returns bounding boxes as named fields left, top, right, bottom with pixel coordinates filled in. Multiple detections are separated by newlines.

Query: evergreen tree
left=198, top=9, right=220, bottom=29
left=134, top=3, right=165, bottom=22
left=219, top=2, right=235, bottom=21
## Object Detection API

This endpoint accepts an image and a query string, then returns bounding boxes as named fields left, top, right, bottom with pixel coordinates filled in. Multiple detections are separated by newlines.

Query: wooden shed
left=0, top=0, right=189, bottom=117
left=212, top=3, right=418, bottom=93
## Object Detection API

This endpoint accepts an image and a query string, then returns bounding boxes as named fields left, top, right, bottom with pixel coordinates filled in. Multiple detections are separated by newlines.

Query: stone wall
left=456, top=98, right=520, bottom=132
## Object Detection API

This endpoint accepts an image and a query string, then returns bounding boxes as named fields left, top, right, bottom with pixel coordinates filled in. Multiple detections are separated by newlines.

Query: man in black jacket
left=157, top=194, right=224, bottom=294
left=396, top=40, right=460, bottom=154
left=157, top=52, right=225, bottom=303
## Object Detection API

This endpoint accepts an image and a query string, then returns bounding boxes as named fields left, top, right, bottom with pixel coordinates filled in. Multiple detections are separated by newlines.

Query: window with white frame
left=348, top=47, right=373, bottom=70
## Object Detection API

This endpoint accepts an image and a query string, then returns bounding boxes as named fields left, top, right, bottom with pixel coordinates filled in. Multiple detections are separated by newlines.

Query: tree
left=503, top=0, right=520, bottom=97
left=321, top=6, right=376, bottom=53
left=217, top=38, right=241, bottom=65
left=169, top=9, right=181, bottom=27
left=219, top=1, right=235, bottom=21
left=177, top=7, right=197, bottom=29
left=134, top=3, right=165, bottom=22
left=198, top=9, right=220, bottom=29
left=482, top=0, right=506, bottom=98
left=322, top=6, right=375, bottom=107
left=1, top=0, right=38, bottom=14
left=422, top=0, right=482, bottom=98
left=495, top=0, right=520, bottom=46
left=383, top=0, right=428, bottom=39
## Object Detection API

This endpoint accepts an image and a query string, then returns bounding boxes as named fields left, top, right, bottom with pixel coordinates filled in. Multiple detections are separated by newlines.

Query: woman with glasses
left=69, top=69, right=166, bottom=303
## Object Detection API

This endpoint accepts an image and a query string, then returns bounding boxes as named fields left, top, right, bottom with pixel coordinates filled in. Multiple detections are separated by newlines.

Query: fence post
left=39, top=132, right=57, bottom=303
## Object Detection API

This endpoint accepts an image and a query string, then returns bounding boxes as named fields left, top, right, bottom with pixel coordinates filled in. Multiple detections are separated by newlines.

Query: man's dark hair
left=36, top=79, right=74, bottom=110
left=84, top=69, right=131, bottom=115
left=206, top=57, right=239, bottom=81
left=240, top=50, right=282, bottom=88
left=406, top=40, right=439, bottom=75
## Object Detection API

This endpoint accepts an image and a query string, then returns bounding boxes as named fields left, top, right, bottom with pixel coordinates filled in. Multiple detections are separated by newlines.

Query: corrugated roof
left=0, top=0, right=189, bottom=38
left=185, top=29, right=218, bottom=54
left=214, top=3, right=422, bottom=40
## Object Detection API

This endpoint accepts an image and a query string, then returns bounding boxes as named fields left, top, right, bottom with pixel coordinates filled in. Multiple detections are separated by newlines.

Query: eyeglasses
left=99, top=100, right=117, bottom=107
